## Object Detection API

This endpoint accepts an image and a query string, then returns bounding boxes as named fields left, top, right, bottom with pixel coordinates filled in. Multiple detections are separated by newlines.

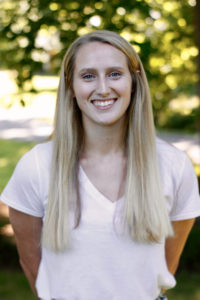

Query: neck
left=80, top=118, right=127, bottom=158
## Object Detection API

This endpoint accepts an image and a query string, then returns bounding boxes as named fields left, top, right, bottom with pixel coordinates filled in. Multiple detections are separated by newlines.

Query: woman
left=1, top=30, right=200, bottom=300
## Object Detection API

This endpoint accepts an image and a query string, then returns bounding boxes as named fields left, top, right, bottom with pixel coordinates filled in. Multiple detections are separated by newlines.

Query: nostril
left=96, top=91, right=110, bottom=97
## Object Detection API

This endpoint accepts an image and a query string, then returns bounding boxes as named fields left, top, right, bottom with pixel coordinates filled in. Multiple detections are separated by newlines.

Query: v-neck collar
left=79, top=165, right=124, bottom=207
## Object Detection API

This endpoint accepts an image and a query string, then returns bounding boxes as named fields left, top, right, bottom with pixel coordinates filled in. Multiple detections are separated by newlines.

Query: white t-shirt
left=1, top=139, right=200, bottom=300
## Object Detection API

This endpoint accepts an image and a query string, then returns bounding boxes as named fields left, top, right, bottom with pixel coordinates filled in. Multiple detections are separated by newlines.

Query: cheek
left=115, top=75, right=132, bottom=92
left=75, top=96, right=88, bottom=112
left=115, top=81, right=132, bottom=99
left=73, top=81, right=92, bottom=100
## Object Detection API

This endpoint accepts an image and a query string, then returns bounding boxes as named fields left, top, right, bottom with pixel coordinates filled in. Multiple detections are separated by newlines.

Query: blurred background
left=0, top=0, right=200, bottom=299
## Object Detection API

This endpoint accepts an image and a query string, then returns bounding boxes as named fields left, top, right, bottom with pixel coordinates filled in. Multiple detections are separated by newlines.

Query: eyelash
left=82, top=71, right=122, bottom=80
left=82, top=74, right=95, bottom=80
left=109, top=71, right=121, bottom=78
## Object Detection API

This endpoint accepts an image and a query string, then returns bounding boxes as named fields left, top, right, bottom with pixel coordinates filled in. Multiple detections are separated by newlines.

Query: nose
left=96, top=77, right=110, bottom=97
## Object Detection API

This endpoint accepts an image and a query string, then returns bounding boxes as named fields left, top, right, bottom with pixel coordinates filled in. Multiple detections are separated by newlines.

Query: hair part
left=42, top=30, right=173, bottom=252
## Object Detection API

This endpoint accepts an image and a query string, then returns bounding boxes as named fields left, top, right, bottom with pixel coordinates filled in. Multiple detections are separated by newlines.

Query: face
left=72, top=42, right=132, bottom=128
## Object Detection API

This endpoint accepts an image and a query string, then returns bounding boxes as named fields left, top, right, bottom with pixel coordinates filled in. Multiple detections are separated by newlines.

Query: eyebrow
left=79, top=66, right=125, bottom=75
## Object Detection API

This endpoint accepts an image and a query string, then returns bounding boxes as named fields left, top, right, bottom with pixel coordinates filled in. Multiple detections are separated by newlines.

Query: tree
left=0, top=0, right=198, bottom=128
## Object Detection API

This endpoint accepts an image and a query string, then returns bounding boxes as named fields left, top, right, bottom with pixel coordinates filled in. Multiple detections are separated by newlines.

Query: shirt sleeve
left=0, top=146, right=44, bottom=217
left=170, top=154, right=200, bottom=221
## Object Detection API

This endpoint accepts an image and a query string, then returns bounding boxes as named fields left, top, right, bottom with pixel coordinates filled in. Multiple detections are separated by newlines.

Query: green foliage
left=0, top=269, right=200, bottom=300
left=0, top=229, right=19, bottom=270
left=178, top=222, right=200, bottom=272
left=0, top=270, right=37, bottom=300
left=0, top=0, right=199, bottom=130
left=166, top=271, right=200, bottom=300
left=157, top=106, right=200, bottom=132
left=0, top=140, right=35, bottom=272
left=0, top=139, right=35, bottom=192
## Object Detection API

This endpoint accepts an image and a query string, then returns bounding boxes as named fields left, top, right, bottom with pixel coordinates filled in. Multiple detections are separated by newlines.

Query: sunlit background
left=0, top=0, right=199, bottom=128
left=0, top=0, right=200, bottom=299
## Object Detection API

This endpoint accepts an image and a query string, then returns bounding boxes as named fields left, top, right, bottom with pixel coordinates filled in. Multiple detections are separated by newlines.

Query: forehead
left=74, top=42, right=128, bottom=70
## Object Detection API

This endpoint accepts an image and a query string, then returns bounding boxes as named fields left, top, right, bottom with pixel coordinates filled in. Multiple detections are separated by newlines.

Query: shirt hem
left=170, top=210, right=200, bottom=221
left=0, top=195, right=43, bottom=218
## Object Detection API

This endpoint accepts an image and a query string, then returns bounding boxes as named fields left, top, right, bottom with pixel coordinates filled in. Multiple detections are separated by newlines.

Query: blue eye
left=82, top=74, right=95, bottom=80
left=109, top=71, right=121, bottom=78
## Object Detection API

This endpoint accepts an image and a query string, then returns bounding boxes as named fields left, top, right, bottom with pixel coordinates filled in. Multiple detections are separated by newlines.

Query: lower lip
left=92, top=100, right=116, bottom=110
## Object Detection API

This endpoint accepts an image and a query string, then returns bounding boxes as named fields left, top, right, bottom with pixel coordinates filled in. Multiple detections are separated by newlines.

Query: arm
left=9, top=207, right=43, bottom=296
left=165, top=218, right=195, bottom=275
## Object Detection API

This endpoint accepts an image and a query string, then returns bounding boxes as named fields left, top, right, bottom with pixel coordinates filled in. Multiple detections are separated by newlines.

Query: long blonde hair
left=42, top=30, right=173, bottom=251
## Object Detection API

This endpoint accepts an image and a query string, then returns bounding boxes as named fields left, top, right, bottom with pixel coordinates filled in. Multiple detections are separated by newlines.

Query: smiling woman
left=1, top=30, right=200, bottom=300
left=72, top=42, right=132, bottom=126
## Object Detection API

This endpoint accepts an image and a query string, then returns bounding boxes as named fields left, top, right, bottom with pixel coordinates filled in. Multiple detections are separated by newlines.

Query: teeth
left=93, top=100, right=115, bottom=107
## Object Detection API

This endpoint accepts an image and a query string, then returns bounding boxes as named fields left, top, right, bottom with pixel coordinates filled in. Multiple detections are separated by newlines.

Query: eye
left=82, top=74, right=95, bottom=80
left=109, top=71, right=122, bottom=79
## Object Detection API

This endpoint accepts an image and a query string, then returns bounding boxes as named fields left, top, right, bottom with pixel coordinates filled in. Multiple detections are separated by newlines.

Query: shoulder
left=20, top=141, right=52, bottom=170
left=25, top=140, right=53, bottom=160
left=156, top=137, right=189, bottom=196
left=156, top=137, right=186, bottom=163
left=156, top=137, right=187, bottom=179
left=7, top=140, right=53, bottom=199
left=0, top=141, right=53, bottom=217
left=156, top=138, right=200, bottom=220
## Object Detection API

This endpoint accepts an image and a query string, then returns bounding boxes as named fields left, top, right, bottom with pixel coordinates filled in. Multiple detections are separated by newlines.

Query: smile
left=91, top=98, right=117, bottom=109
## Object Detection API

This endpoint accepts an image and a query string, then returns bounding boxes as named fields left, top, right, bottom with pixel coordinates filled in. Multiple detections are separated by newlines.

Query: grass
left=0, top=269, right=200, bottom=300
left=0, top=139, right=35, bottom=193
left=166, top=271, right=200, bottom=300
left=0, top=270, right=37, bottom=300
